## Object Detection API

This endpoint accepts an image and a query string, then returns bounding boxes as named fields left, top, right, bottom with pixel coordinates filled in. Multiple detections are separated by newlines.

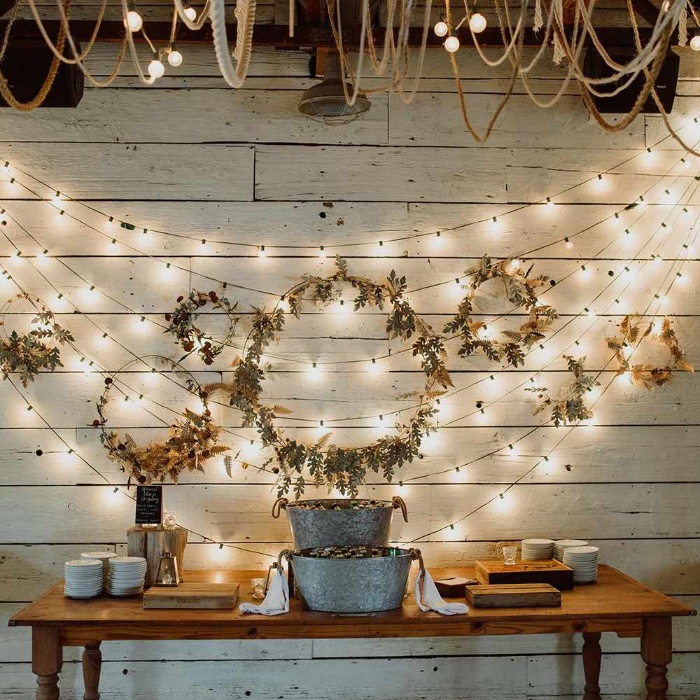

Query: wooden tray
left=466, top=583, right=562, bottom=608
left=475, top=559, right=574, bottom=591
left=143, top=583, right=240, bottom=609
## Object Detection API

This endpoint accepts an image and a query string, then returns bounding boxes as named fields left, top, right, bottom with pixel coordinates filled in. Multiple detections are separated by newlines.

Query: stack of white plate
left=563, top=546, right=599, bottom=583
left=553, top=540, right=589, bottom=562
left=64, top=559, right=103, bottom=599
left=521, top=538, right=554, bottom=560
left=81, top=551, right=117, bottom=587
left=106, top=556, right=147, bottom=597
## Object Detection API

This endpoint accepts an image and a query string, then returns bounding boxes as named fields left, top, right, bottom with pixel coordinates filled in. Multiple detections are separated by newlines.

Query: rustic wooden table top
left=9, top=565, right=694, bottom=642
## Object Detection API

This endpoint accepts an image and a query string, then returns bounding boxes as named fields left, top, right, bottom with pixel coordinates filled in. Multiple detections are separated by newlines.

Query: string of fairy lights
left=0, top=133, right=698, bottom=555
left=0, top=136, right=696, bottom=433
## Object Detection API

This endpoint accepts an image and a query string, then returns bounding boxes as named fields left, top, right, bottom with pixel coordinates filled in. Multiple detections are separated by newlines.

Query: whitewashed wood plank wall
left=0, top=43, right=698, bottom=698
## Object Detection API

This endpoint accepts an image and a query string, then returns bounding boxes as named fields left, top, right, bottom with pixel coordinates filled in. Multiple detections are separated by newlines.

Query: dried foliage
left=164, top=289, right=238, bottom=365
left=0, top=293, right=74, bottom=387
left=444, top=256, right=557, bottom=367
left=95, top=358, right=228, bottom=485
left=526, top=356, right=598, bottom=427
left=606, top=315, right=693, bottom=389
left=216, top=256, right=450, bottom=497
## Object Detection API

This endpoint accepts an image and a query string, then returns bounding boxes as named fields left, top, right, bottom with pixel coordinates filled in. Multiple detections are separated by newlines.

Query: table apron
left=59, top=617, right=644, bottom=645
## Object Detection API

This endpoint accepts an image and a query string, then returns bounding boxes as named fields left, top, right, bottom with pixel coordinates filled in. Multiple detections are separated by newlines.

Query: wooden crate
left=475, top=559, right=574, bottom=591
left=466, top=583, right=562, bottom=608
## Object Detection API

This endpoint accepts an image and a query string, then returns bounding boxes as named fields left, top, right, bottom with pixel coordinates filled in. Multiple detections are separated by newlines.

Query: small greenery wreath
left=164, top=289, right=238, bottom=365
left=444, top=256, right=557, bottom=367
left=95, top=356, right=229, bottom=485
left=606, top=315, right=694, bottom=389
left=0, top=293, right=74, bottom=387
left=526, top=356, right=598, bottom=427
left=209, top=257, right=452, bottom=498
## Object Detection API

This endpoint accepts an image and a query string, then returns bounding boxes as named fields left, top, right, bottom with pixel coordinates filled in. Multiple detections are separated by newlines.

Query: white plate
left=66, top=559, right=102, bottom=567
left=81, top=551, right=117, bottom=559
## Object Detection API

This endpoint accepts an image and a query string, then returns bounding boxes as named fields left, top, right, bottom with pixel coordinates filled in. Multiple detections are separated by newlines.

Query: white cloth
left=239, top=567, right=289, bottom=616
left=415, top=568, right=469, bottom=616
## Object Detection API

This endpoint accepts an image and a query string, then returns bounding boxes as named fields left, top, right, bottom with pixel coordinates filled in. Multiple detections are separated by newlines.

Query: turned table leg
left=641, top=617, right=673, bottom=700
left=32, top=627, right=63, bottom=700
left=82, top=642, right=102, bottom=700
left=582, top=631, right=602, bottom=700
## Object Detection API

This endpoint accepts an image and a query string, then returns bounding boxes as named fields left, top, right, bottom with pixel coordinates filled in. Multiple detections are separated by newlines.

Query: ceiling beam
left=0, top=20, right=676, bottom=47
left=629, top=0, right=661, bottom=27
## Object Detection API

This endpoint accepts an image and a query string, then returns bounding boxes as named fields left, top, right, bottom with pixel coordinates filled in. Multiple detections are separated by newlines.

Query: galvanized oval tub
left=291, top=546, right=415, bottom=613
left=272, top=497, right=408, bottom=550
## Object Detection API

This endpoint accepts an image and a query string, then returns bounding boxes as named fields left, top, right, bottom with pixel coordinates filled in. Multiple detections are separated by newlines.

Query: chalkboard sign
left=135, top=485, right=163, bottom=525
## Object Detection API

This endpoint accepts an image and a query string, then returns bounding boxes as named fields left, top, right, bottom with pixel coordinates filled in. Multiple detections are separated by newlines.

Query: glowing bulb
left=546, top=197, right=554, bottom=208
left=444, top=36, right=460, bottom=53
left=509, top=258, right=521, bottom=271
left=658, top=295, right=668, bottom=305
left=184, top=5, right=196, bottom=20
left=318, top=245, right=326, bottom=258
left=148, top=59, right=165, bottom=80
left=469, top=12, right=487, bottom=33
left=258, top=245, right=267, bottom=258
left=434, top=20, right=448, bottom=37
left=125, top=9, right=143, bottom=32
left=564, top=237, right=573, bottom=250
left=691, top=35, right=700, bottom=51
left=489, top=216, right=499, bottom=232
left=580, top=265, right=590, bottom=278
left=594, top=174, right=606, bottom=190
left=51, top=191, right=62, bottom=205
left=432, top=231, right=444, bottom=249
left=168, top=49, right=183, bottom=67
left=277, top=298, right=288, bottom=312
left=368, top=358, right=382, bottom=375
left=644, top=149, right=654, bottom=163
left=307, top=362, right=321, bottom=380
left=585, top=307, right=596, bottom=317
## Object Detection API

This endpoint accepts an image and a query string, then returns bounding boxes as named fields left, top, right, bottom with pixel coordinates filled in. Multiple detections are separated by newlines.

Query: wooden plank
left=475, top=560, right=574, bottom=590
left=389, top=93, right=645, bottom=150
left=143, top=583, right=240, bottom=609
left=0, top=144, right=255, bottom=201
left=2, top=483, right=699, bottom=543
left=466, top=583, right=562, bottom=608
left=0, top=90, right=389, bottom=146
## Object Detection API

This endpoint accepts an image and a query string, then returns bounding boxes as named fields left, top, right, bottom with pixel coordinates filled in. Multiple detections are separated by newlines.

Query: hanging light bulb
left=168, top=47, right=184, bottom=67
left=691, top=35, right=700, bottom=51
left=434, top=20, right=448, bottom=37
left=444, top=36, right=460, bottom=53
left=184, top=4, right=197, bottom=20
left=125, top=6, right=143, bottom=32
left=469, top=13, right=487, bottom=33
left=148, top=57, right=165, bottom=80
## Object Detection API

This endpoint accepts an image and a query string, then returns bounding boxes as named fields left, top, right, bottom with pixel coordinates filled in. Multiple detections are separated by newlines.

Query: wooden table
left=9, top=565, right=695, bottom=700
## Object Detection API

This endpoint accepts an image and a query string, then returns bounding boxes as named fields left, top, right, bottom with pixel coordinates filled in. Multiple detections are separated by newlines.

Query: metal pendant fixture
left=298, top=51, right=371, bottom=125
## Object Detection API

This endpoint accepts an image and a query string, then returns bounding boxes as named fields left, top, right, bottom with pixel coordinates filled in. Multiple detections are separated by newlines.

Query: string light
left=258, top=245, right=267, bottom=259
left=318, top=245, right=326, bottom=258
left=545, top=197, right=554, bottom=208
left=168, top=48, right=184, bottom=68
left=594, top=173, right=606, bottom=190
left=444, top=36, right=460, bottom=53
left=125, top=6, right=143, bottom=32
left=183, top=4, right=197, bottom=20
left=433, top=20, right=448, bottom=37
left=51, top=191, right=62, bottom=205
left=564, top=237, right=573, bottom=249
left=469, top=12, right=487, bottom=32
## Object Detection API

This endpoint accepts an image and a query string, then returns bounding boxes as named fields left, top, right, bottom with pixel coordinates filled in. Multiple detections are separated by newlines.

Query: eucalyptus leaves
left=217, top=257, right=451, bottom=497
left=444, top=256, right=557, bottom=367
left=0, top=293, right=74, bottom=387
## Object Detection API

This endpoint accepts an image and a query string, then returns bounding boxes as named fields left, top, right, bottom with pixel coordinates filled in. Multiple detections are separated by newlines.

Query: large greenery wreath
left=445, top=256, right=557, bottom=367
left=208, top=257, right=452, bottom=497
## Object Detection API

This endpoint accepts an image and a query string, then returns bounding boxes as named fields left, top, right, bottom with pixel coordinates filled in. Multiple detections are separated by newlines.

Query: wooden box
left=466, top=583, right=562, bottom=608
left=434, top=576, right=479, bottom=598
left=143, top=583, right=240, bottom=609
left=475, top=559, right=574, bottom=591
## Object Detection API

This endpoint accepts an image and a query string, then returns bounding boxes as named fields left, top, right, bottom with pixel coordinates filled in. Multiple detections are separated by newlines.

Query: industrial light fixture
left=298, top=52, right=371, bottom=125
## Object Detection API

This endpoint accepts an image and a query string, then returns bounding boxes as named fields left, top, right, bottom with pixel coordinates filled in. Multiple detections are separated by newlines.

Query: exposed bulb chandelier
left=0, top=0, right=697, bottom=152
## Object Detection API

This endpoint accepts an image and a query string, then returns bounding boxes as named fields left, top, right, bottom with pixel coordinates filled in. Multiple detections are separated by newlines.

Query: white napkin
left=239, top=566, right=289, bottom=616
left=415, top=567, right=469, bottom=615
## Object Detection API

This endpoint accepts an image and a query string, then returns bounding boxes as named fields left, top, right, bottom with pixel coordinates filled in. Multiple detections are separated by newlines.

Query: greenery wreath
left=606, top=315, right=694, bottom=389
left=0, top=293, right=74, bottom=387
left=164, top=289, right=238, bottom=365
left=444, top=256, right=557, bottom=367
left=95, top=356, right=229, bottom=485
left=209, top=256, right=452, bottom=498
left=525, top=355, right=598, bottom=427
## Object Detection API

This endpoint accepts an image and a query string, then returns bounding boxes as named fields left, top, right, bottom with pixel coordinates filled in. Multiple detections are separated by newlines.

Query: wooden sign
left=143, top=583, right=240, bottom=609
left=466, top=583, right=562, bottom=608
left=135, top=485, right=163, bottom=525
left=475, top=559, right=574, bottom=591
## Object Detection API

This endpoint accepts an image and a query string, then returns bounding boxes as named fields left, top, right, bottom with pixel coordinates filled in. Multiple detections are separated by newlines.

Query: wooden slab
left=466, top=583, right=562, bottom=609
left=475, top=560, right=575, bottom=591
left=434, top=576, right=479, bottom=598
left=143, top=583, right=240, bottom=610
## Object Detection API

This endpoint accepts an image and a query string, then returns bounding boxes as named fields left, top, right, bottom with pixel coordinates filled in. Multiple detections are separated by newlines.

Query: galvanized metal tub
left=291, top=547, right=415, bottom=613
left=272, top=497, right=408, bottom=550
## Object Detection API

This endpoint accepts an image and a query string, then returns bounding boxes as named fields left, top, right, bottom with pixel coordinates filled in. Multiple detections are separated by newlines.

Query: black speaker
left=583, top=47, right=679, bottom=114
left=0, top=40, right=84, bottom=108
